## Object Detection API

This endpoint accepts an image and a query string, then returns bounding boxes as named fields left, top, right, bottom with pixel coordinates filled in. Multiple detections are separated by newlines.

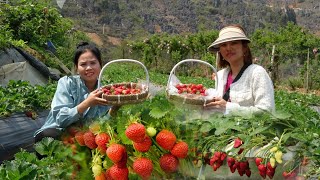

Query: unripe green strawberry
left=269, top=146, right=278, bottom=153
left=146, top=127, right=157, bottom=137
left=269, top=157, right=276, bottom=168
left=274, top=151, right=283, bottom=164
left=92, top=164, right=102, bottom=177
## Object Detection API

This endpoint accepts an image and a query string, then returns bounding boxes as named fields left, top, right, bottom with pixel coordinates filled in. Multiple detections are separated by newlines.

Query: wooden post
left=306, top=49, right=310, bottom=92
left=270, top=45, right=276, bottom=81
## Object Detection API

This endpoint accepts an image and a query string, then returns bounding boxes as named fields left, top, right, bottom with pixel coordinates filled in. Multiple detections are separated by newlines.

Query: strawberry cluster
left=255, top=158, right=277, bottom=179
left=101, top=84, right=141, bottom=95
left=156, top=129, right=189, bottom=174
left=210, top=151, right=227, bottom=171
left=175, top=83, right=206, bottom=95
left=282, top=170, right=297, bottom=179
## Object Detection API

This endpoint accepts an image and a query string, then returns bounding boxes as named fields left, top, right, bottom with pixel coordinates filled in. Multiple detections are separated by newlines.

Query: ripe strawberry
left=156, top=129, right=177, bottom=150
left=125, top=123, right=146, bottom=142
left=75, top=131, right=85, bottom=146
left=95, top=133, right=111, bottom=147
left=94, top=172, right=106, bottom=180
left=109, top=164, right=129, bottom=180
left=245, top=169, right=251, bottom=177
left=170, top=141, right=188, bottom=158
left=133, top=136, right=152, bottom=152
left=67, top=126, right=79, bottom=137
left=97, top=145, right=107, bottom=155
left=107, top=144, right=126, bottom=163
left=266, top=168, right=275, bottom=179
left=234, top=137, right=243, bottom=148
left=159, top=153, right=179, bottom=173
left=255, top=157, right=263, bottom=166
left=116, top=151, right=128, bottom=168
left=227, top=157, right=236, bottom=167
left=105, top=169, right=112, bottom=180
left=133, top=157, right=153, bottom=179
left=83, top=131, right=98, bottom=149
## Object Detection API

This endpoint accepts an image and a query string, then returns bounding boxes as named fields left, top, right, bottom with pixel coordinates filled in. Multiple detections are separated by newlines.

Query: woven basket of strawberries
left=166, top=59, right=218, bottom=106
left=98, top=59, right=149, bottom=105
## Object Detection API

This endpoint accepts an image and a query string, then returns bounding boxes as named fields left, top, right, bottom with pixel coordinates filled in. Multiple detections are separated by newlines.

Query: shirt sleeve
left=51, top=77, right=81, bottom=128
left=225, top=67, right=275, bottom=115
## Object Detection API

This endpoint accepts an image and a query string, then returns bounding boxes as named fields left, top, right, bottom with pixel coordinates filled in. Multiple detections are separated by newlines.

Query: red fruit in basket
left=156, top=129, right=177, bottom=150
left=159, top=154, right=179, bottom=173
left=75, top=131, right=85, bottom=146
left=109, top=165, right=129, bottom=180
left=196, top=84, right=203, bottom=90
left=95, top=133, right=111, bottom=147
left=125, top=123, right=146, bottom=142
left=170, top=141, right=188, bottom=158
left=234, top=137, right=243, bottom=148
left=83, top=131, right=97, bottom=149
left=133, top=136, right=152, bottom=152
left=255, top=157, right=263, bottom=166
left=107, top=144, right=126, bottom=163
left=133, top=157, right=153, bottom=179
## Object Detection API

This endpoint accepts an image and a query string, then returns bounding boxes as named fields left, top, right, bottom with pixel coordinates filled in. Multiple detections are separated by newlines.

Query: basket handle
left=98, top=59, right=149, bottom=90
left=166, top=59, right=218, bottom=91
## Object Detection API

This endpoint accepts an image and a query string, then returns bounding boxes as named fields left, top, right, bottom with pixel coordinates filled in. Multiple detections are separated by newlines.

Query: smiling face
left=219, top=40, right=246, bottom=65
left=76, top=51, right=101, bottom=86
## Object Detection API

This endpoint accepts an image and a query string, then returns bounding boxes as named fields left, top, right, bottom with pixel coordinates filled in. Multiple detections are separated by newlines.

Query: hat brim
left=208, top=37, right=250, bottom=52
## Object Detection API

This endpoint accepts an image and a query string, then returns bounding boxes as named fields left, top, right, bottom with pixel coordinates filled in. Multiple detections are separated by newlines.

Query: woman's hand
left=77, top=89, right=109, bottom=115
left=204, top=97, right=227, bottom=111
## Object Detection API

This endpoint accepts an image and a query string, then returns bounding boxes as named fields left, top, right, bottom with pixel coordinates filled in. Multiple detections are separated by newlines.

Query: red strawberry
left=234, top=137, right=243, bottom=148
left=67, top=126, right=79, bottom=137
left=170, top=141, right=188, bottom=158
left=266, top=168, right=275, bottom=179
left=133, top=136, right=152, bottom=152
left=159, top=153, right=179, bottom=173
left=107, top=144, right=126, bottom=163
left=95, top=133, right=111, bottom=147
left=227, top=157, right=235, bottom=167
left=258, top=164, right=267, bottom=173
left=75, top=131, right=85, bottom=146
left=94, top=172, right=106, bottom=180
left=255, top=157, right=263, bottom=166
left=239, top=161, right=249, bottom=171
left=83, top=131, right=97, bottom=149
left=133, top=157, right=153, bottom=179
left=109, top=165, right=128, bottom=180
left=105, top=169, right=112, bottom=180
left=245, top=169, right=251, bottom=177
left=125, top=123, right=146, bottom=142
left=116, top=151, right=128, bottom=168
left=156, top=130, right=177, bottom=150
left=97, top=145, right=107, bottom=155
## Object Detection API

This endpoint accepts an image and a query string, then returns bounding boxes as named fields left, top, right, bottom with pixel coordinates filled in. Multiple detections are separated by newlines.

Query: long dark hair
left=73, top=42, right=102, bottom=67
left=217, top=24, right=252, bottom=69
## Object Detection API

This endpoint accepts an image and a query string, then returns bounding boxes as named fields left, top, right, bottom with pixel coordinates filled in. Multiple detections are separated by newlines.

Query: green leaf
left=199, top=123, right=212, bottom=133
left=249, top=126, right=271, bottom=136
left=149, top=107, right=168, bottom=119
left=272, top=111, right=292, bottom=119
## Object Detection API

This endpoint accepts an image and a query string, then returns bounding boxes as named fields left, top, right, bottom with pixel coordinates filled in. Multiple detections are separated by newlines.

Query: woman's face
left=219, top=40, right=245, bottom=65
left=76, top=51, right=101, bottom=85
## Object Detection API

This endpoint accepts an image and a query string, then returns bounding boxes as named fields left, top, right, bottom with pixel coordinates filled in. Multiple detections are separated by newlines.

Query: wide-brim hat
left=208, top=26, right=250, bottom=52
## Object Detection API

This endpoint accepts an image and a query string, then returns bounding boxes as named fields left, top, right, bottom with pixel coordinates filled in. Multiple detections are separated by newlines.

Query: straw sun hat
left=208, top=26, right=250, bottom=52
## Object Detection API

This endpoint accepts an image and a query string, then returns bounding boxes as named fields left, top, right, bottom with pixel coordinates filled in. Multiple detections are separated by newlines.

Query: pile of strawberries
left=175, top=83, right=206, bottom=96
left=101, top=84, right=142, bottom=95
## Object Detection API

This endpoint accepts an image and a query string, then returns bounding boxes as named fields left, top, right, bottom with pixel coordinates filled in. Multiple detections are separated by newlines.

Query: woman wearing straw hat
left=205, top=25, right=275, bottom=114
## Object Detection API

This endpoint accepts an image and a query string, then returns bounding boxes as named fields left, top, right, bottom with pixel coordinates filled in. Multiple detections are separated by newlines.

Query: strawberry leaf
left=149, top=107, right=168, bottom=119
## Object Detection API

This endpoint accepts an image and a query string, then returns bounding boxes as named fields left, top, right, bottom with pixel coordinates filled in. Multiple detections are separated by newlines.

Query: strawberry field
left=1, top=63, right=320, bottom=180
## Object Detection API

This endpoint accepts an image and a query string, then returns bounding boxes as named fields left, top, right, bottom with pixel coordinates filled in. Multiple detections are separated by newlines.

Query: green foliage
left=0, top=80, right=56, bottom=117
left=1, top=0, right=73, bottom=48
left=0, top=138, right=75, bottom=180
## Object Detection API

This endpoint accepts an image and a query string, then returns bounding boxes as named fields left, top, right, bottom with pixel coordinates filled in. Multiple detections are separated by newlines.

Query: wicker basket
left=166, top=59, right=218, bottom=106
left=98, top=59, right=149, bottom=105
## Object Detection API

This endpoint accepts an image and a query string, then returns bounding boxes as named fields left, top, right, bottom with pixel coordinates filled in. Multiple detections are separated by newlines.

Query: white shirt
left=216, top=64, right=275, bottom=114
